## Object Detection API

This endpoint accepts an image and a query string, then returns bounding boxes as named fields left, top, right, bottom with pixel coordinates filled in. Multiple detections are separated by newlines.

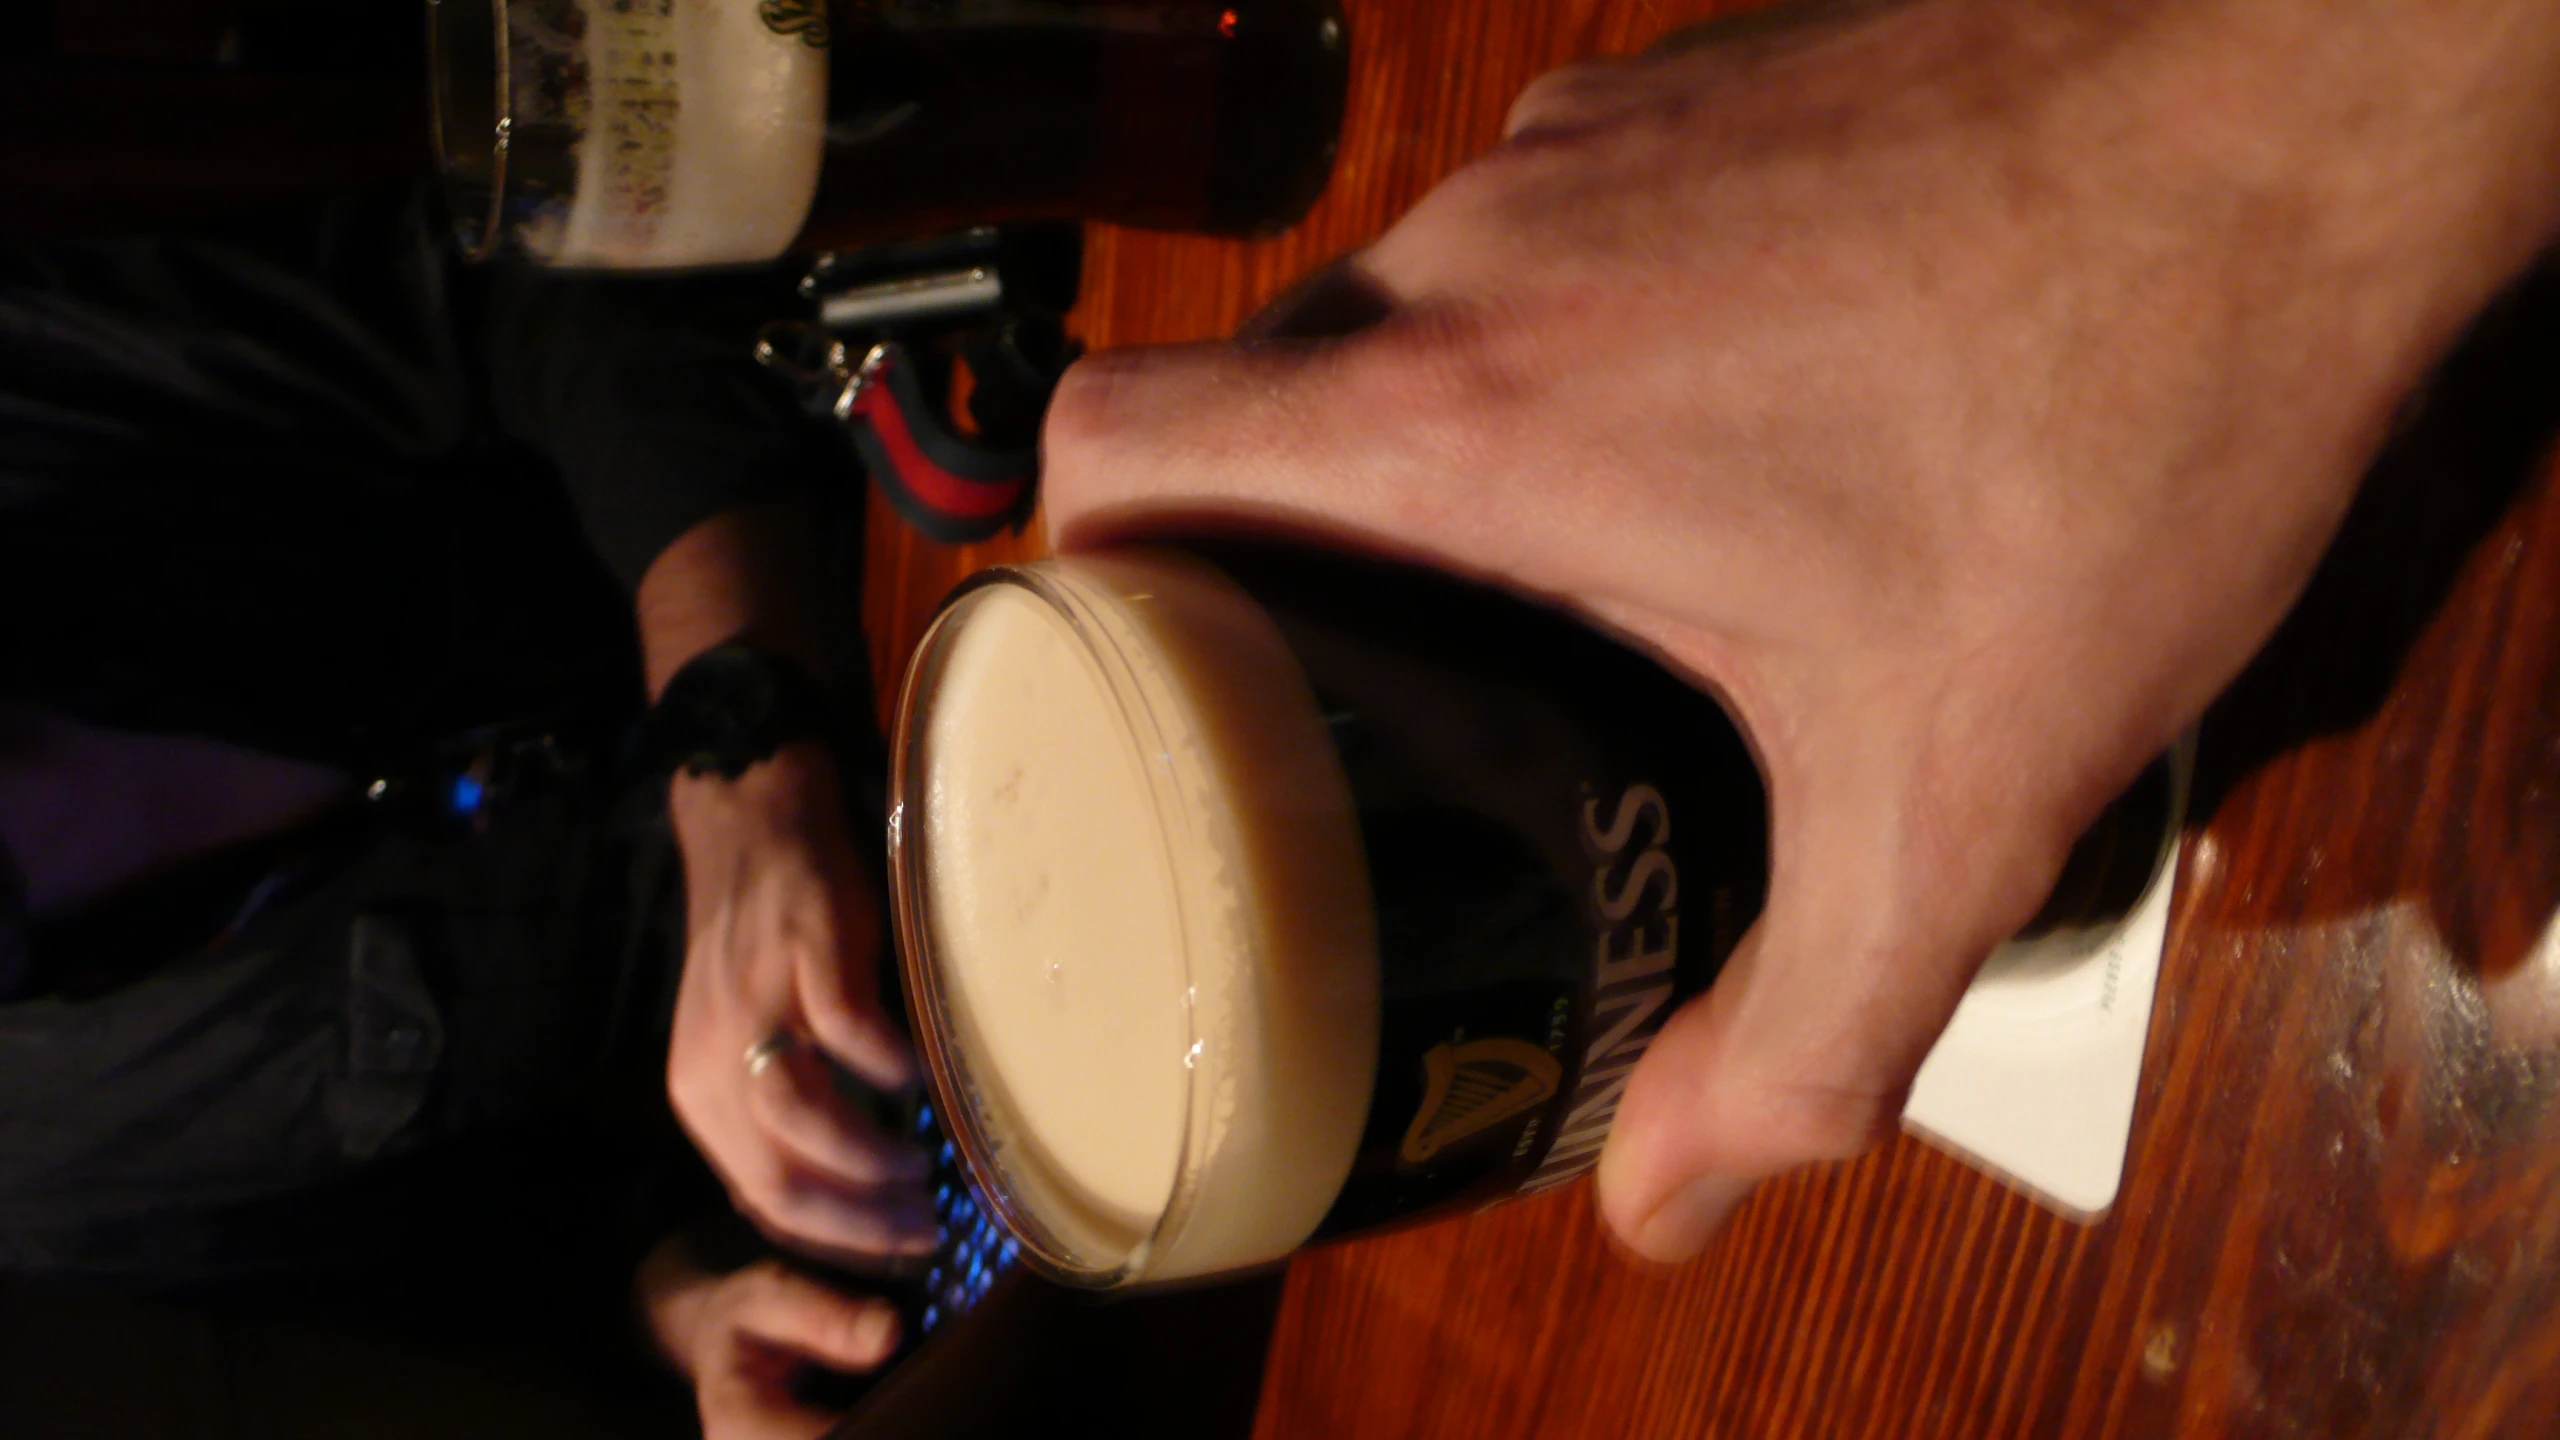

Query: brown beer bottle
left=796, top=0, right=1351, bottom=246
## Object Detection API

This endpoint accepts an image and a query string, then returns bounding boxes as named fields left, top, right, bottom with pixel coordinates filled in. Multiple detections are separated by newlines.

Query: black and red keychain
left=757, top=225, right=1081, bottom=544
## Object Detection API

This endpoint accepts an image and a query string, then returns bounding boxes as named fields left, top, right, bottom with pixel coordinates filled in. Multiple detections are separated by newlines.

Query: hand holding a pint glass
left=1039, top=0, right=2560, bottom=1259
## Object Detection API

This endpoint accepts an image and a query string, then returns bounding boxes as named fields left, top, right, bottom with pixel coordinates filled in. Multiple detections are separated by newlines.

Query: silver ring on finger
left=743, top=1031, right=802, bottom=1078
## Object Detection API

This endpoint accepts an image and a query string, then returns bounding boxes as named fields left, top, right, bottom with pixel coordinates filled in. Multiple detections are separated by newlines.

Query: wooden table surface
left=861, top=2, right=2560, bottom=1436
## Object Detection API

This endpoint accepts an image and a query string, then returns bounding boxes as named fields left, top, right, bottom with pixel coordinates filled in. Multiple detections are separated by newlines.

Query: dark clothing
left=3, top=746, right=690, bottom=1292
left=0, top=187, right=863, bottom=1335
left=0, top=183, right=834, bottom=767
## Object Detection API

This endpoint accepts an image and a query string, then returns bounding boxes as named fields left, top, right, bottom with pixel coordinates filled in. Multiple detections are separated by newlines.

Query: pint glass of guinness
left=426, top=0, right=1348, bottom=269
left=885, top=546, right=1771, bottom=1288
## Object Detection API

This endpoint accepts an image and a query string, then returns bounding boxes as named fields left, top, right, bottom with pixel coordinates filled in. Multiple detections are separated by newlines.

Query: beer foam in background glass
left=429, top=0, right=1353, bottom=269
left=894, top=551, right=1382, bottom=1285
left=541, top=0, right=827, bottom=267
left=430, top=0, right=828, bottom=269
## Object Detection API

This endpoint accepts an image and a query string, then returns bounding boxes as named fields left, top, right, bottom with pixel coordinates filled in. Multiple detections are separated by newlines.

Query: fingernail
left=862, top=1306, right=902, bottom=1359
left=1630, top=1174, right=1752, bottom=1263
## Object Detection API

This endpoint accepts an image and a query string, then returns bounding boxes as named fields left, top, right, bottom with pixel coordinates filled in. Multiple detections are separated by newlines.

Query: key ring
left=755, top=319, right=1042, bottom=544
left=753, top=320, right=889, bottom=419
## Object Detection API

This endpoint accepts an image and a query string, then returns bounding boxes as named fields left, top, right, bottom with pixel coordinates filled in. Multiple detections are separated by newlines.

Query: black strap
left=845, top=331, right=1055, bottom=544
left=638, top=642, right=840, bottom=781
left=771, top=227, right=1080, bottom=544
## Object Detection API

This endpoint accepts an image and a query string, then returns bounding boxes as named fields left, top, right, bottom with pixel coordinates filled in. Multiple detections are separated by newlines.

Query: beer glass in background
left=886, top=546, right=1774, bottom=1289
left=426, top=0, right=1349, bottom=269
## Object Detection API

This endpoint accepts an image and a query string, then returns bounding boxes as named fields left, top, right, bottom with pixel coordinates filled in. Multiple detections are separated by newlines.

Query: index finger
left=726, top=1262, right=903, bottom=1371
left=796, top=924, right=917, bottom=1093
left=1594, top=710, right=2077, bottom=1259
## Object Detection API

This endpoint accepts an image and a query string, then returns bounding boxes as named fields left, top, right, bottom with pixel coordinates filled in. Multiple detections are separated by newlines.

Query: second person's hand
left=667, top=741, right=939, bottom=1265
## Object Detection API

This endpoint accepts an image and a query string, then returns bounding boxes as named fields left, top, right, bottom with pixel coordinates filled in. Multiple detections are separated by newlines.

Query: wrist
left=2079, top=0, right=2560, bottom=360
left=670, top=740, right=843, bottom=841
left=647, top=641, right=844, bottom=783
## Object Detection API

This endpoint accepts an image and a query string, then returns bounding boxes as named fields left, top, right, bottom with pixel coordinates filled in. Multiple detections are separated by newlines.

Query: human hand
left=1041, top=0, right=2560, bottom=1258
left=667, top=741, right=937, bottom=1263
left=639, top=1237, right=901, bottom=1440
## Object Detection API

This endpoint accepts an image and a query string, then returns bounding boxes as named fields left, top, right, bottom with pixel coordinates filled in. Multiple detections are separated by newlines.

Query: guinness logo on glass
left=1399, top=1037, right=1563, bottom=1165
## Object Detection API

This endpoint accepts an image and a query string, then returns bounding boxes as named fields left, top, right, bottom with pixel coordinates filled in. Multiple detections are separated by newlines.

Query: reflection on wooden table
left=861, top=1, right=2560, bottom=1435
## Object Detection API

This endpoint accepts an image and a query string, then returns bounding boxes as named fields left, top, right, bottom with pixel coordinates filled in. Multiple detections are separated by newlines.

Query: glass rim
left=424, top=0, right=508, bottom=262
left=887, top=559, right=1213, bottom=1290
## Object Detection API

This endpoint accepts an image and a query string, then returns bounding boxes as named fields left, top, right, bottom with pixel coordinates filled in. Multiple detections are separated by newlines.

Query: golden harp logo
left=1398, top=1037, right=1563, bottom=1165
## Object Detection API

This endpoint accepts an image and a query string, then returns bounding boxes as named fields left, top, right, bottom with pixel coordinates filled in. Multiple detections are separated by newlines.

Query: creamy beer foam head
left=894, top=551, right=1381, bottom=1286
left=555, top=0, right=824, bottom=266
left=484, top=0, right=825, bottom=268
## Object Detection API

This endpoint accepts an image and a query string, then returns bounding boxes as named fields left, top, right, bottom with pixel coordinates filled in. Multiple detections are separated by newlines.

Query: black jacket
left=0, top=186, right=863, bottom=1328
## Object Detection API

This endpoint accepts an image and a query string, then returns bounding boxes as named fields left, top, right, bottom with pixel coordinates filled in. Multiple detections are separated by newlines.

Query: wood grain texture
left=860, top=2, right=2560, bottom=1436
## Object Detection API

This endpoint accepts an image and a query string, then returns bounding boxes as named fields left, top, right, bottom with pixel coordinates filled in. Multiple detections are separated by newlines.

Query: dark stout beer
left=888, top=546, right=1768, bottom=1287
left=799, top=0, right=1349, bottom=247
left=429, top=0, right=1347, bottom=267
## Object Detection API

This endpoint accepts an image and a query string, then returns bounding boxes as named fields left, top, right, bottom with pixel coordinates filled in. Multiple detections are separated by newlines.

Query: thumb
left=791, top=855, right=917, bottom=1093
left=694, top=1264, right=900, bottom=1440
left=724, top=1262, right=903, bottom=1372
left=1593, top=707, right=2074, bottom=1261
